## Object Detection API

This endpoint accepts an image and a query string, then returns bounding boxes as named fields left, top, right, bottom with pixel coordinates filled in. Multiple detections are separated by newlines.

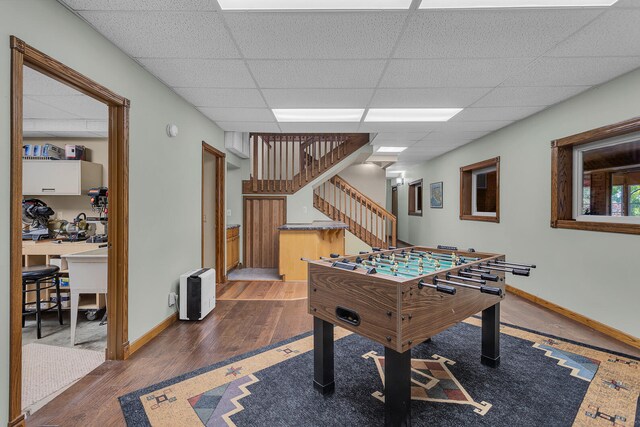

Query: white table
left=62, top=247, right=107, bottom=345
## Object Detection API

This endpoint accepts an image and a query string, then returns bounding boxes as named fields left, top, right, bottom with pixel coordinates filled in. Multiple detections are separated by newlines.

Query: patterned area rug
left=23, top=343, right=105, bottom=414
left=119, top=319, right=639, bottom=426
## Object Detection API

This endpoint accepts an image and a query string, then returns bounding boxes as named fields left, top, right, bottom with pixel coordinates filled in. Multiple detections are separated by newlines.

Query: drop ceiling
left=58, top=0, right=640, bottom=168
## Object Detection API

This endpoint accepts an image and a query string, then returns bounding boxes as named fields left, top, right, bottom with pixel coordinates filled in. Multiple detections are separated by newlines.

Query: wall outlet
left=168, top=292, right=177, bottom=307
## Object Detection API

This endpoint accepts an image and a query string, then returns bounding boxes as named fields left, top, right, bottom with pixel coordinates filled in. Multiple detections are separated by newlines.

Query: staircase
left=314, top=175, right=397, bottom=249
left=242, top=133, right=369, bottom=194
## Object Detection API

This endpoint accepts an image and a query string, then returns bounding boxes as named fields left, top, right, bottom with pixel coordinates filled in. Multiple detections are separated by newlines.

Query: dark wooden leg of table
left=481, top=302, right=501, bottom=368
left=384, top=347, right=411, bottom=427
left=313, top=317, right=335, bottom=394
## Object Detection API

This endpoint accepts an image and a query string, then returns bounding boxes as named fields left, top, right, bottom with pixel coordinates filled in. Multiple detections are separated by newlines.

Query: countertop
left=227, top=224, right=240, bottom=229
left=278, top=221, right=348, bottom=231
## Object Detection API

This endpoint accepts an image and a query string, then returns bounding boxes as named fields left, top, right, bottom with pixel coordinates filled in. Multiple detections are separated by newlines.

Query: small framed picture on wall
left=430, top=181, right=443, bottom=209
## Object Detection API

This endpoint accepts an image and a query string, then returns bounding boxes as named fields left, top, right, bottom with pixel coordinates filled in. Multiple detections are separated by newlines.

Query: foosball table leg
left=384, top=347, right=412, bottom=427
left=313, top=317, right=335, bottom=394
left=481, top=302, right=501, bottom=368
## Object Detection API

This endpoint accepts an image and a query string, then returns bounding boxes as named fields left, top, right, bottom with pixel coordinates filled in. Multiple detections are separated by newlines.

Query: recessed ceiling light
left=419, top=0, right=618, bottom=9
left=365, top=108, right=462, bottom=122
left=377, top=146, right=408, bottom=153
left=218, top=0, right=412, bottom=10
left=272, top=109, right=364, bottom=122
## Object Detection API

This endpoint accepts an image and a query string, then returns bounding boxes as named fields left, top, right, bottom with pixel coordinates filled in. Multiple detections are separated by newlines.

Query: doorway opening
left=201, top=142, right=226, bottom=284
left=10, top=36, right=129, bottom=425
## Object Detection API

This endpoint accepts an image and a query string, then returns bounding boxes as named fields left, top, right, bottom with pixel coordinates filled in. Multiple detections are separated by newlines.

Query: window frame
left=408, top=178, right=423, bottom=216
left=460, top=157, right=500, bottom=223
left=551, top=115, right=640, bottom=235
left=572, top=133, right=640, bottom=225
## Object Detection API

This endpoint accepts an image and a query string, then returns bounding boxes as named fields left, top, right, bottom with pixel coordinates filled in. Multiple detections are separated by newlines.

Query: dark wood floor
left=28, top=281, right=639, bottom=426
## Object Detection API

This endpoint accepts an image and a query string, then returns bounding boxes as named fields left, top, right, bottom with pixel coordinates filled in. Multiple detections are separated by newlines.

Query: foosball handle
left=480, top=273, right=500, bottom=282
left=436, top=284, right=456, bottom=295
left=512, top=268, right=530, bottom=277
left=330, top=253, right=340, bottom=258
left=480, top=286, right=503, bottom=296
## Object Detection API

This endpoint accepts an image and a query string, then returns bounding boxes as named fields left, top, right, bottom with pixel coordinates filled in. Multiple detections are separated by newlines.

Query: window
left=460, top=157, right=500, bottom=223
left=551, top=116, right=640, bottom=235
left=573, top=134, right=640, bottom=224
left=408, top=179, right=423, bottom=216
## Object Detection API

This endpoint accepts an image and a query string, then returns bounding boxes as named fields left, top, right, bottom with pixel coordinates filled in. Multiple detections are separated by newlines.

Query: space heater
left=179, top=268, right=216, bottom=321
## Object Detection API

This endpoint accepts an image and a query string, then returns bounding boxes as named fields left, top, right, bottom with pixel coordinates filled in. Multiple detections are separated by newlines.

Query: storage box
left=42, top=144, right=65, bottom=160
left=65, top=145, right=86, bottom=160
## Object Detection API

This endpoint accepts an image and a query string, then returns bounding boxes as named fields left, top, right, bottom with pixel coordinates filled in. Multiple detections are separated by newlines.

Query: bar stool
left=22, top=265, right=63, bottom=339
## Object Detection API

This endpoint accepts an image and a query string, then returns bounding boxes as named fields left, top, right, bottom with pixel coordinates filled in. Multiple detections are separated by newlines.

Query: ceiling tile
left=614, top=0, right=640, bottom=6
left=380, top=58, right=534, bottom=88
left=198, top=107, right=274, bottom=122
left=420, top=130, right=491, bottom=143
left=224, top=12, right=407, bottom=59
left=502, top=57, right=640, bottom=87
left=472, top=86, right=589, bottom=107
left=373, top=132, right=430, bottom=142
left=278, top=123, right=361, bottom=133
left=547, top=10, right=640, bottom=58
left=138, top=58, right=255, bottom=88
left=358, top=122, right=445, bottom=133
left=439, top=120, right=513, bottom=132
left=395, top=9, right=601, bottom=59
left=79, top=11, right=239, bottom=58
left=61, top=0, right=218, bottom=10
left=35, top=95, right=108, bottom=120
left=215, top=122, right=281, bottom=132
left=174, top=88, right=266, bottom=108
left=450, top=106, right=545, bottom=122
left=248, top=60, right=386, bottom=88
left=370, top=88, right=491, bottom=108
left=24, top=98, right=79, bottom=120
left=262, top=89, right=374, bottom=108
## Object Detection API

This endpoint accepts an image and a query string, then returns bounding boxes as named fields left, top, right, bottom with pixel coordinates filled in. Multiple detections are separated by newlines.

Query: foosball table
left=306, top=245, right=535, bottom=427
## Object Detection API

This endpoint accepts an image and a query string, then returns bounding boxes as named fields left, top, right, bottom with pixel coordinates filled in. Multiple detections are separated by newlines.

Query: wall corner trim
left=506, top=285, right=640, bottom=350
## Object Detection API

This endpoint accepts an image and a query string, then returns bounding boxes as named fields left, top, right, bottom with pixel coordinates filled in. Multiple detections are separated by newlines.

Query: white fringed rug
left=22, top=343, right=104, bottom=414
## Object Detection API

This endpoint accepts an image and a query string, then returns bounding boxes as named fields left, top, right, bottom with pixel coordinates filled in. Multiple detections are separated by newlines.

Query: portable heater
left=179, top=268, right=216, bottom=321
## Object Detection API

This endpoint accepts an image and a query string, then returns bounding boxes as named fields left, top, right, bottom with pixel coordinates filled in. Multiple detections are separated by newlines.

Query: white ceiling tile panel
left=79, top=11, right=239, bottom=58
left=472, top=86, right=589, bottom=107
left=502, top=57, right=640, bottom=87
left=261, top=89, right=374, bottom=108
left=61, top=0, right=218, bottom=10
left=546, top=10, right=640, bottom=57
left=614, top=0, right=640, bottom=6
left=224, top=12, right=407, bottom=59
left=174, top=88, right=266, bottom=107
left=380, top=58, right=534, bottom=88
left=247, top=60, right=387, bottom=88
left=450, top=106, right=545, bottom=122
left=372, top=132, right=431, bottom=142
left=419, top=130, right=491, bottom=142
left=440, top=120, right=513, bottom=132
left=215, top=122, right=281, bottom=132
left=23, top=98, right=79, bottom=120
left=278, top=123, right=362, bottom=133
left=198, top=107, right=275, bottom=122
left=35, top=95, right=108, bottom=120
left=395, top=9, right=602, bottom=59
left=358, top=122, right=445, bottom=132
left=370, top=88, right=491, bottom=108
left=138, top=58, right=255, bottom=87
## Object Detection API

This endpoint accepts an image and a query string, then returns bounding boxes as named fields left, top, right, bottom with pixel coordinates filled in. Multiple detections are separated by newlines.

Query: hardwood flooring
left=27, top=281, right=638, bottom=426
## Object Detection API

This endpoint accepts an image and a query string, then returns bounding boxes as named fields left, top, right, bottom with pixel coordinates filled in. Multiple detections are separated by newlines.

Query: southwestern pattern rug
left=119, top=318, right=639, bottom=426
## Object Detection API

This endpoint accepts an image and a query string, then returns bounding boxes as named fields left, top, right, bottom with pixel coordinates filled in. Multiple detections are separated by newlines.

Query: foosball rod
left=389, top=252, right=456, bottom=268
left=493, top=260, right=536, bottom=269
left=457, top=269, right=499, bottom=282
left=369, top=256, right=439, bottom=274
left=417, top=279, right=456, bottom=295
left=433, top=276, right=503, bottom=296
left=364, top=260, right=420, bottom=277
left=445, top=272, right=486, bottom=285
left=410, top=249, right=480, bottom=262
left=480, top=262, right=530, bottom=276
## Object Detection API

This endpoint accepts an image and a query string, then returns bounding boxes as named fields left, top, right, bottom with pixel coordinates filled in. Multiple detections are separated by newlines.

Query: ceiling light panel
left=377, top=146, right=408, bottom=153
left=272, top=109, right=364, bottom=122
left=365, top=108, right=463, bottom=122
left=419, top=0, right=617, bottom=8
left=218, top=0, right=412, bottom=10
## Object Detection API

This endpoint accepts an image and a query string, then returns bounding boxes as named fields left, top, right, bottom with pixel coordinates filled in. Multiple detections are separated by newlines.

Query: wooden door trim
left=202, top=141, right=226, bottom=283
left=243, top=196, right=287, bottom=268
left=10, top=36, right=130, bottom=422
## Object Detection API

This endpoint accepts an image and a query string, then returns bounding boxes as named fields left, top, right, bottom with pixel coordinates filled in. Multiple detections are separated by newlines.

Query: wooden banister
left=314, top=175, right=397, bottom=248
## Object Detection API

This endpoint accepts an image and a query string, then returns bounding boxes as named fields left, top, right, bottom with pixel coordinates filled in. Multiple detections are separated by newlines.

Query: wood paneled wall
left=243, top=196, right=286, bottom=268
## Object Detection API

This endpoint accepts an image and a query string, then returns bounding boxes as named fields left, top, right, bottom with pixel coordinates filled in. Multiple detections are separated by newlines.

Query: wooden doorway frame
left=9, top=36, right=129, bottom=426
left=201, top=142, right=226, bottom=284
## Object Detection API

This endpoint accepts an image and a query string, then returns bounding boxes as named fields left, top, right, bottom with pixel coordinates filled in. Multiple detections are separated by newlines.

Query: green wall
left=395, top=67, right=640, bottom=339
left=0, top=1, right=226, bottom=421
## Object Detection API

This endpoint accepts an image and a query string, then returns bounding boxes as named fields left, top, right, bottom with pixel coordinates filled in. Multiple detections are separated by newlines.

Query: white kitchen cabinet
left=23, top=160, right=102, bottom=196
